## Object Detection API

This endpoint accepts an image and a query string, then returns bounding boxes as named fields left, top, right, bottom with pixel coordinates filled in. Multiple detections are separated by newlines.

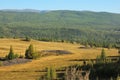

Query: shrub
left=14, top=54, right=19, bottom=58
left=32, top=52, right=40, bottom=59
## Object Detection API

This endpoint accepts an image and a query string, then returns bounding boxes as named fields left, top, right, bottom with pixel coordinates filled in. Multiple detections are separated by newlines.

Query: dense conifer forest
left=0, top=10, right=120, bottom=48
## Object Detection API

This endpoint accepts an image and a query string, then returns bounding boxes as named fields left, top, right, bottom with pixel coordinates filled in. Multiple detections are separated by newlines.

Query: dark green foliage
left=14, top=54, right=19, bottom=58
left=100, top=49, right=106, bottom=60
left=25, top=44, right=39, bottom=59
left=90, top=62, right=120, bottom=79
left=6, top=46, right=19, bottom=60
left=7, top=46, right=15, bottom=60
left=96, top=49, right=106, bottom=64
left=25, top=44, right=34, bottom=59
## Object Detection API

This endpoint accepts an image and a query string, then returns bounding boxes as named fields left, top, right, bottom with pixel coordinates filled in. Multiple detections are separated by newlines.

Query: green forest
left=0, top=10, right=120, bottom=48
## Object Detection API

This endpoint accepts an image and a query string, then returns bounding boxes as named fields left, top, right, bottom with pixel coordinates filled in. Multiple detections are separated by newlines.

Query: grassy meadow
left=0, top=39, right=118, bottom=80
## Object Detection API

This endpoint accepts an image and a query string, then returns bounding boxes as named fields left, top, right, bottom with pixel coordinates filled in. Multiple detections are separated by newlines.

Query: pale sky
left=0, top=0, right=120, bottom=13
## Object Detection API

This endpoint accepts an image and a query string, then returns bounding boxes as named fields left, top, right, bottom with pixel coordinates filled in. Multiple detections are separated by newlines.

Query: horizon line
left=0, top=9, right=120, bottom=14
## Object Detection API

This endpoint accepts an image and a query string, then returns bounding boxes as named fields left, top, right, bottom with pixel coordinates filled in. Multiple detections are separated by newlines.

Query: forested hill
left=0, top=10, right=120, bottom=48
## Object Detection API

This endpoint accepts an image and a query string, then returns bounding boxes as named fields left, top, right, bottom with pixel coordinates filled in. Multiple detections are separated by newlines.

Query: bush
left=14, top=54, right=19, bottom=58
left=32, top=52, right=40, bottom=59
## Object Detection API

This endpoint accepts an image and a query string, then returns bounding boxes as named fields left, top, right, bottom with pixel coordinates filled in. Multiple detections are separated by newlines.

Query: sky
left=0, top=0, right=120, bottom=13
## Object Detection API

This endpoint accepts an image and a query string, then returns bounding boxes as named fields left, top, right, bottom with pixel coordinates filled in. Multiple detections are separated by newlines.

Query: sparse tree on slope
left=100, top=49, right=106, bottom=60
left=8, top=46, right=15, bottom=60
left=25, top=44, right=39, bottom=59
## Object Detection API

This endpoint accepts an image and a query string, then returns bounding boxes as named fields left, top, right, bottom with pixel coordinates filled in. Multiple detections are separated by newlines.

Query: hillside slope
left=0, top=39, right=118, bottom=80
left=0, top=10, right=120, bottom=47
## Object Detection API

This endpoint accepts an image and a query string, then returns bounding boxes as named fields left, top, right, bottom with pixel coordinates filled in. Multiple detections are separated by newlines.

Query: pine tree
left=25, top=44, right=34, bottom=59
left=96, top=49, right=106, bottom=64
left=47, top=67, right=51, bottom=80
left=8, top=46, right=15, bottom=60
left=25, top=44, right=39, bottom=59
left=100, top=49, right=106, bottom=63
left=101, top=49, right=106, bottom=59
left=51, top=67, right=57, bottom=79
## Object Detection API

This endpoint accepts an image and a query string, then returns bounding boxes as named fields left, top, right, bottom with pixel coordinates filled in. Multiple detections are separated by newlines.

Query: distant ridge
left=0, top=9, right=119, bottom=48
left=0, top=9, right=119, bottom=14
left=0, top=9, right=50, bottom=13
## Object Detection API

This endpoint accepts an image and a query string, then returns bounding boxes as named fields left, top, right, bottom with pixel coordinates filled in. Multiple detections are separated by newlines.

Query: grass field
left=0, top=39, right=118, bottom=80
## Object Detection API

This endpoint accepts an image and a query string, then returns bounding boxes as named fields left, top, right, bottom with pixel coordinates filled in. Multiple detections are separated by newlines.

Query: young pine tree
left=25, top=44, right=34, bottom=59
left=8, top=46, right=15, bottom=60
left=100, top=49, right=106, bottom=63
left=96, top=49, right=106, bottom=64
left=51, top=67, right=57, bottom=79
left=25, top=44, right=39, bottom=59
left=47, top=67, right=51, bottom=80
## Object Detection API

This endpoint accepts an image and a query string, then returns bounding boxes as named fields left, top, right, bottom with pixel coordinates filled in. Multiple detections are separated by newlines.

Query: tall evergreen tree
left=25, top=44, right=39, bottom=59
left=25, top=44, right=34, bottom=59
left=100, top=49, right=106, bottom=60
left=100, top=49, right=106, bottom=63
left=8, top=46, right=15, bottom=60
left=96, top=49, right=106, bottom=64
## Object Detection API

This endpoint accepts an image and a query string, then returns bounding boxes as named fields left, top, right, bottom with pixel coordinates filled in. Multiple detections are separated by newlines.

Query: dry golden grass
left=0, top=39, right=118, bottom=80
